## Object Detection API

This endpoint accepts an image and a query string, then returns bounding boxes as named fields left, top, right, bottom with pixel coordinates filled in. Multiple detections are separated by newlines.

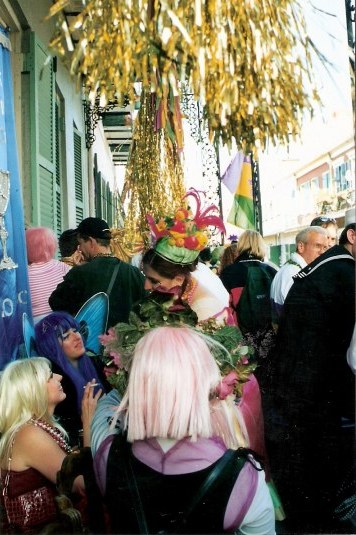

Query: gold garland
left=109, top=228, right=137, bottom=263
left=48, top=0, right=319, bottom=152
left=121, top=90, right=185, bottom=254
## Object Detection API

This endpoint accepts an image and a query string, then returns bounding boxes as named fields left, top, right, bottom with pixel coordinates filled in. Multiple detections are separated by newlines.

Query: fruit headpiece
left=146, top=189, right=226, bottom=264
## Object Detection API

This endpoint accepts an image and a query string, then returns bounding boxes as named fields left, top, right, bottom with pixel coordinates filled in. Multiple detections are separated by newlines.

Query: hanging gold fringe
left=48, top=0, right=319, bottom=152
left=120, top=90, right=185, bottom=255
left=109, top=228, right=133, bottom=263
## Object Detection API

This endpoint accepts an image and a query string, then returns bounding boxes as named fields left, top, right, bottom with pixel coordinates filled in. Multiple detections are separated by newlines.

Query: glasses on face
left=311, top=216, right=336, bottom=226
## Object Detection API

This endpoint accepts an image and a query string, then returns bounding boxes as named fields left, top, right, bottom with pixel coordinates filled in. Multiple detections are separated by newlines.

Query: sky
left=257, top=0, right=353, bottom=191
left=304, top=0, right=352, bottom=111
left=219, top=0, right=354, bottom=235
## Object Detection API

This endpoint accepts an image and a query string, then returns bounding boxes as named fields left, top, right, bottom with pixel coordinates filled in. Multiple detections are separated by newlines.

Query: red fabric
left=1, top=467, right=56, bottom=498
left=238, top=374, right=270, bottom=480
left=1, top=468, right=57, bottom=534
left=229, top=287, right=243, bottom=325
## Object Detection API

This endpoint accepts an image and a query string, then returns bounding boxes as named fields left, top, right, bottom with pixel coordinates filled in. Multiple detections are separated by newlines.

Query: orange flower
left=156, top=218, right=167, bottom=232
left=196, top=232, right=208, bottom=247
left=175, top=208, right=189, bottom=221
left=170, top=230, right=187, bottom=239
left=175, top=237, right=185, bottom=247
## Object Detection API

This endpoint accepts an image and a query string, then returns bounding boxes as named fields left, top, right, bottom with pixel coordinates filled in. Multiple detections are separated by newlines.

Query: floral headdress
left=99, top=293, right=256, bottom=399
left=146, top=188, right=226, bottom=264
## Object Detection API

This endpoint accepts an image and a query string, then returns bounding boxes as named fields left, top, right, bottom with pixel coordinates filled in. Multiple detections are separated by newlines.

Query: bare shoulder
left=11, top=423, right=66, bottom=473
left=15, top=422, right=53, bottom=446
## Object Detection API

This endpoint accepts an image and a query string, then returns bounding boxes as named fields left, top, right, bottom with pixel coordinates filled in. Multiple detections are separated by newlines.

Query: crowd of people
left=0, top=192, right=354, bottom=535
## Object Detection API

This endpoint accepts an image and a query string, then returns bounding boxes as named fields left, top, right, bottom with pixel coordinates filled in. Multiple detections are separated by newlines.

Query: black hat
left=76, top=217, right=111, bottom=239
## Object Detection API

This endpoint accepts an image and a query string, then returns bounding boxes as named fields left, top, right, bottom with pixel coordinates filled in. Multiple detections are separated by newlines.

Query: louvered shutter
left=94, top=168, right=102, bottom=218
left=102, top=177, right=108, bottom=221
left=73, top=128, right=84, bottom=225
left=25, top=32, right=56, bottom=229
left=107, top=187, right=113, bottom=226
left=55, top=99, right=62, bottom=236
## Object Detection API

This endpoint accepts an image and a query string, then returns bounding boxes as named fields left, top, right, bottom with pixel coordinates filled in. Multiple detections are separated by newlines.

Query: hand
left=72, top=248, right=85, bottom=266
left=81, top=379, right=103, bottom=447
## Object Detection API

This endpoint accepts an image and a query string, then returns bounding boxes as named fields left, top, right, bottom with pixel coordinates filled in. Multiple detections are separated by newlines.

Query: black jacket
left=264, top=245, right=355, bottom=529
left=49, top=257, right=146, bottom=328
left=269, top=244, right=355, bottom=420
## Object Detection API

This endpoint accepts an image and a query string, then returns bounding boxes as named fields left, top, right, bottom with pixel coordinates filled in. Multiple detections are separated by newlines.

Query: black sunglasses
left=311, top=216, right=336, bottom=226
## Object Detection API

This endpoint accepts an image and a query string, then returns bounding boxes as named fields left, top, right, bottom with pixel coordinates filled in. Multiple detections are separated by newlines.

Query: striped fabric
left=28, top=260, right=70, bottom=319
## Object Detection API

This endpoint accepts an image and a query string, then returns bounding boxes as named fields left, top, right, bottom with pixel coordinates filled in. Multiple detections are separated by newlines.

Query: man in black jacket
left=264, top=223, right=355, bottom=534
left=49, top=218, right=146, bottom=329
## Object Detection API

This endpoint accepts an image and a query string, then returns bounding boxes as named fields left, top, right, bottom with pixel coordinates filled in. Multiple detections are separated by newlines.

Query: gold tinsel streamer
left=49, top=0, right=319, bottom=152
left=120, top=90, right=185, bottom=254
left=109, top=228, right=133, bottom=263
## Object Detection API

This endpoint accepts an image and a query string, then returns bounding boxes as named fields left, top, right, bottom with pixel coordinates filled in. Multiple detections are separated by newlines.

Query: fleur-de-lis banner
left=0, top=27, right=32, bottom=369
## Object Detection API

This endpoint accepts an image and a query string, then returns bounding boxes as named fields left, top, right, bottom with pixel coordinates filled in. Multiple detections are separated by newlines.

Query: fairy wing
left=22, top=312, right=38, bottom=358
left=75, top=292, right=109, bottom=354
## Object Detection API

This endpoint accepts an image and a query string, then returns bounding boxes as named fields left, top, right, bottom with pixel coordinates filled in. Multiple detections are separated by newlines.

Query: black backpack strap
left=182, top=448, right=246, bottom=520
left=107, top=435, right=249, bottom=534
left=125, top=442, right=150, bottom=534
left=106, top=434, right=149, bottom=533
left=106, top=261, right=121, bottom=297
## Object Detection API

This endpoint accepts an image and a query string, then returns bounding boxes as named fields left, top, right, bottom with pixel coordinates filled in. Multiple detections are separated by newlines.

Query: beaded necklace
left=30, top=418, right=72, bottom=453
left=181, top=277, right=198, bottom=304
left=92, top=252, right=113, bottom=259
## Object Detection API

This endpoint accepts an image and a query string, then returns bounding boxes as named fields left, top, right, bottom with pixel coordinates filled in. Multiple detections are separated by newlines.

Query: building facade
left=0, top=0, right=123, bottom=235
left=260, top=109, right=355, bottom=266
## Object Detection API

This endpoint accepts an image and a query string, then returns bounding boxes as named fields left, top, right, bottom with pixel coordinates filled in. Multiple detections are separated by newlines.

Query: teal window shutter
left=107, top=187, right=113, bottom=226
left=55, top=98, right=62, bottom=237
left=94, top=169, right=102, bottom=218
left=102, top=177, right=108, bottom=221
left=25, top=32, right=56, bottom=230
left=73, top=127, right=84, bottom=226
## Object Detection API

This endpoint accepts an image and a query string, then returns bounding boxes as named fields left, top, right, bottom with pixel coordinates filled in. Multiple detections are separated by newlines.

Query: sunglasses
left=311, top=216, right=336, bottom=226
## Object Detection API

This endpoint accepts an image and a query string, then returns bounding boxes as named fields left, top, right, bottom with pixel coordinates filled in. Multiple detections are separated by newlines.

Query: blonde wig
left=118, top=326, right=247, bottom=448
left=0, top=357, right=65, bottom=463
left=236, top=230, right=266, bottom=260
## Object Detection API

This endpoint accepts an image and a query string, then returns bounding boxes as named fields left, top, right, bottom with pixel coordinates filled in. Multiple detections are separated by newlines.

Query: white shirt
left=270, top=252, right=306, bottom=307
left=191, top=262, right=230, bottom=322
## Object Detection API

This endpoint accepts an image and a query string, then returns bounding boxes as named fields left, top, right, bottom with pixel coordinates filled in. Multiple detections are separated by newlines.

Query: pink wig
left=119, top=326, right=247, bottom=448
left=26, top=227, right=58, bottom=263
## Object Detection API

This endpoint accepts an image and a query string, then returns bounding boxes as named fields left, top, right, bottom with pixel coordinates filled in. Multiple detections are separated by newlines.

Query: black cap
left=76, top=217, right=111, bottom=239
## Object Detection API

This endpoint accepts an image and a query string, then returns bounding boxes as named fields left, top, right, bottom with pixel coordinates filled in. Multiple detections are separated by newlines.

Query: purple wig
left=35, top=311, right=103, bottom=412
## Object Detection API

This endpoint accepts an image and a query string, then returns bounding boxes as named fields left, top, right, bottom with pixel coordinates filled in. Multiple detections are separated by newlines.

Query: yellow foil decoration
left=49, top=0, right=319, bottom=152
left=121, top=90, right=185, bottom=254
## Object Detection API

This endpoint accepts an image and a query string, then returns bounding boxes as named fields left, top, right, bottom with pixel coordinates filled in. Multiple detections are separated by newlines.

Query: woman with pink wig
left=26, top=227, right=70, bottom=323
left=91, top=326, right=275, bottom=534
